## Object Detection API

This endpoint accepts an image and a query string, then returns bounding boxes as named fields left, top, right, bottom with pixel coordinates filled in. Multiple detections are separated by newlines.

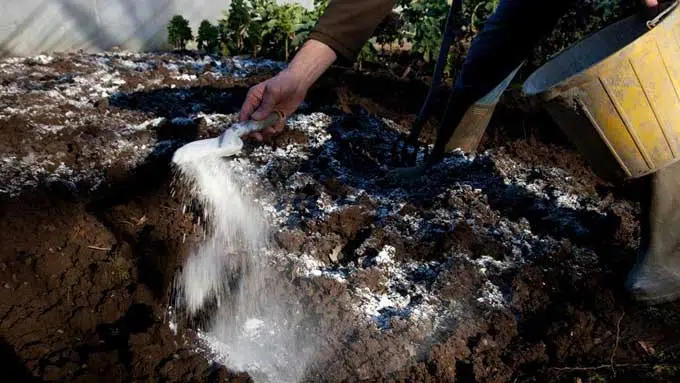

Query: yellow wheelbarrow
left=522, top=1, right=680, bottom=182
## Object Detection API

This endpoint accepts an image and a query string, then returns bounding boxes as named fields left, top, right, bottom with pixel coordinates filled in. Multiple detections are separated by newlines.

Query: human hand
left=237, top=39, right=336, bottom=141
left=238, top=69, right=309, bottom=141
left=643, top=0, right=658, bottom=7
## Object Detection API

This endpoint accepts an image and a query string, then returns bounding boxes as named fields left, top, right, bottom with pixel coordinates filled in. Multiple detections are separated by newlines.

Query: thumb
left=645, top=0, right=658, bottom=7
left=251, top=84, right=278, bottom=120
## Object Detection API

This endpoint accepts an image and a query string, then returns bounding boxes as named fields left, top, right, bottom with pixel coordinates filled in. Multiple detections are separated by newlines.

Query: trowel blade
left=171, top=115, right=276, bottom=164
left=172, top=131, right=243, bottom=164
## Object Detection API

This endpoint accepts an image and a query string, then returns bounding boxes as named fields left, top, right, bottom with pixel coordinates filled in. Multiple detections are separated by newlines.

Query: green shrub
left=266, top=3, right=309, bottom=60
left=465, top=0, right=500, bottom=33
left=197, top=20, right=220, bottom=53
left=355, top=41, right=379, bottom=71
left=531, top=0, right=637, bottom=66
left=293, top=0, right=329, bottom=43
left=217, top=10, right=231, bottom=56
left=202, top=0, right=636, bottom=79
left=214, top=0, right=326, bottom=61
left=167, top=15, right=193, bottom=50
left=225, top=0, right=252, bottom=54
left=374, top=11, right=406, bottom=53
left=397, top=0, right=450, bottom=64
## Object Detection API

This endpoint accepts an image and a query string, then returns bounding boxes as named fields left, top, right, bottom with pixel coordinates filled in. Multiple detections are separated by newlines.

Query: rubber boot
left=626, top=159, right=680, bottom=304
left=444, top=103, right=497, bottom=153
left=444, top=62, right=524, bottom=154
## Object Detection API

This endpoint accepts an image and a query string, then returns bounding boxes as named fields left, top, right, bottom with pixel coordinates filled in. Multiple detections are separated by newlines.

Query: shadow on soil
left=75, top=303, right=155, bottom=375
left=1, top=337, right=44, bottom=383
left=0, top=113, right=240, bottom=381
left=109, top=85, right=253, bottom=118
left=84, top=122, right=199, bottom=300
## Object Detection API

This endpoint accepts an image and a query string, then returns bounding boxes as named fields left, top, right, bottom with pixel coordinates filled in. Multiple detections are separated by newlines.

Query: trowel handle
left=233, top=110, right=285, bottom=137
left=258, top=110, right=285, bottom=129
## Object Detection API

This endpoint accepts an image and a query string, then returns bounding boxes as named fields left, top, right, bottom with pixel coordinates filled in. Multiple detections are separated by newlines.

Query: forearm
left=308, top=0, right=396, bottom=62
left=283, top=0, right=396, bottom=87
left=283, top=39, right=337, bottom=90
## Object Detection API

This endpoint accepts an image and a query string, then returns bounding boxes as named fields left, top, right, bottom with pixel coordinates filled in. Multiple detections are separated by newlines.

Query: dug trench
left=1, top=51, right=680, bottom=383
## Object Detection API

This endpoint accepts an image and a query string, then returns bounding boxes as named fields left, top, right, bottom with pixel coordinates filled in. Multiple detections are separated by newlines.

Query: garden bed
left=1, top=51, right=680, bottom=383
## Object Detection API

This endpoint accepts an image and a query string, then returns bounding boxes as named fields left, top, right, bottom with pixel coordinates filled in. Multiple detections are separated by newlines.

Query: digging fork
left=391, top=0, right=463, bottom=168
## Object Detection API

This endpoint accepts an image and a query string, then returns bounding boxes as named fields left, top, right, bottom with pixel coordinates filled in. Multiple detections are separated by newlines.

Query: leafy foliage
left=355, top=42, right=379, bottom=71
left=225, top=0, right=252, bottom=54
left=212, top=0, right=320, bottom=60
left=167, top=15, right=193, bottom=50
left=397, top=0, right=450, bottom=64
left=197, top=20, right=220, bottom=53
left=531, top=0, right=638, bottom=66
left=374, top=11, right=406, bottom=52
left=169, top=0, right=636, bottom=79
left=465, top=0, right=500, bottom=32
left=259, top=2, right=310, bottom=60
left=289, top=0, right=329, bottom=47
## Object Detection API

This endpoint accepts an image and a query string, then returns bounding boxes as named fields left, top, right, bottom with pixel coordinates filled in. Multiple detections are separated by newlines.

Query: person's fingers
left=239, top=83, right=265, bottom=122
left=644, top=0, right=658, bottom=7
left=239, top=87, right=261, bottom=121
left=251, top=84, right=280, bottom=120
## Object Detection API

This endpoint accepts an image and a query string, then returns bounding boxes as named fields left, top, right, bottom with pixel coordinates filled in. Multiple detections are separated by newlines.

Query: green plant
left=593, top=0, right=624, bottom=23
left=293, top=0, right=329, bottom=44
left=466, top=0, right=500, bottom=32
left=213, top=0, right=325, bottom=61
left=397, top=0, right=450, bottom=63
left=201, top=0, right=637, bottom=81
left=216, top=0, right=304, bottom=58
left=530, top=0, right=637, bottom=66
left=217, top=10, right=231, bottom=56
left=267, top=3, right=310, bottom=60
left=167, top=15, right=193, bottom=50
left=197, top=20, right=220, bottom=53
left=226, top=0, right=252, bottom=54
left=245, top=0, right=307, bottom=60
left=374, top=11, right=406, bottom=53
left=355, top=41, right=379, bottom=71
left=247, top=0, right=276, bottom=57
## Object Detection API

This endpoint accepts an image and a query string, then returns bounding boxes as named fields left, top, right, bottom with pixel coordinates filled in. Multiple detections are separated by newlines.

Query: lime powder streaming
left=170, top=150, right=313, bottom=383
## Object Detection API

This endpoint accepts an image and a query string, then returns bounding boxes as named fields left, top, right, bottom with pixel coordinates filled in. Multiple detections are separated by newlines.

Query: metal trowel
left=172, top=111, right=284, bottom=164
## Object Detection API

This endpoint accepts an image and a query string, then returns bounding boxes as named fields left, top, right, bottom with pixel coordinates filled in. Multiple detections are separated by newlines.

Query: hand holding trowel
left=172, top=111, right=284, bottom=164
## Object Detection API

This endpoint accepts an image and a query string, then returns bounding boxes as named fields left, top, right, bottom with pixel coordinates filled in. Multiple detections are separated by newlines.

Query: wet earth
left=1, top=51, right=680, bottom=383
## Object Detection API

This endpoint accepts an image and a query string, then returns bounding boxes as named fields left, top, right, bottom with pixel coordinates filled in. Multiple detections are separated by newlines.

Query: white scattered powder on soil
left=1, top=50, right=632, bottom=381
left=199, top=112, right=545, bottom=338
left=493, top=153, right=605, bottom=213
left=0, top=50, right=286, bottom=198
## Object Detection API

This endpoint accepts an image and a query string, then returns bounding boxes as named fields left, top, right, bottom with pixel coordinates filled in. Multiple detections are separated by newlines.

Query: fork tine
left=388, top=0, right=462, bottom=171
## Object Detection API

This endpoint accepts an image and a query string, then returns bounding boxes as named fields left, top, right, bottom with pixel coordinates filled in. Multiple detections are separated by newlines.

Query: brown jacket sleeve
left=307, top=0, right=396, bottom=63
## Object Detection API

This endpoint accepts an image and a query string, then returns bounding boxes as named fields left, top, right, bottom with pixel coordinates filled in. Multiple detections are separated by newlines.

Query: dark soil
left=1, top=51, right=679, bottom=383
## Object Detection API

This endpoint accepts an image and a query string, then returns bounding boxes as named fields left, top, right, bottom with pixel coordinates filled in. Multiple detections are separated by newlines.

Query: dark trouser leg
left=627, top=160, right=680, bottom=304
left=428, top=0, right=575, bottom=164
